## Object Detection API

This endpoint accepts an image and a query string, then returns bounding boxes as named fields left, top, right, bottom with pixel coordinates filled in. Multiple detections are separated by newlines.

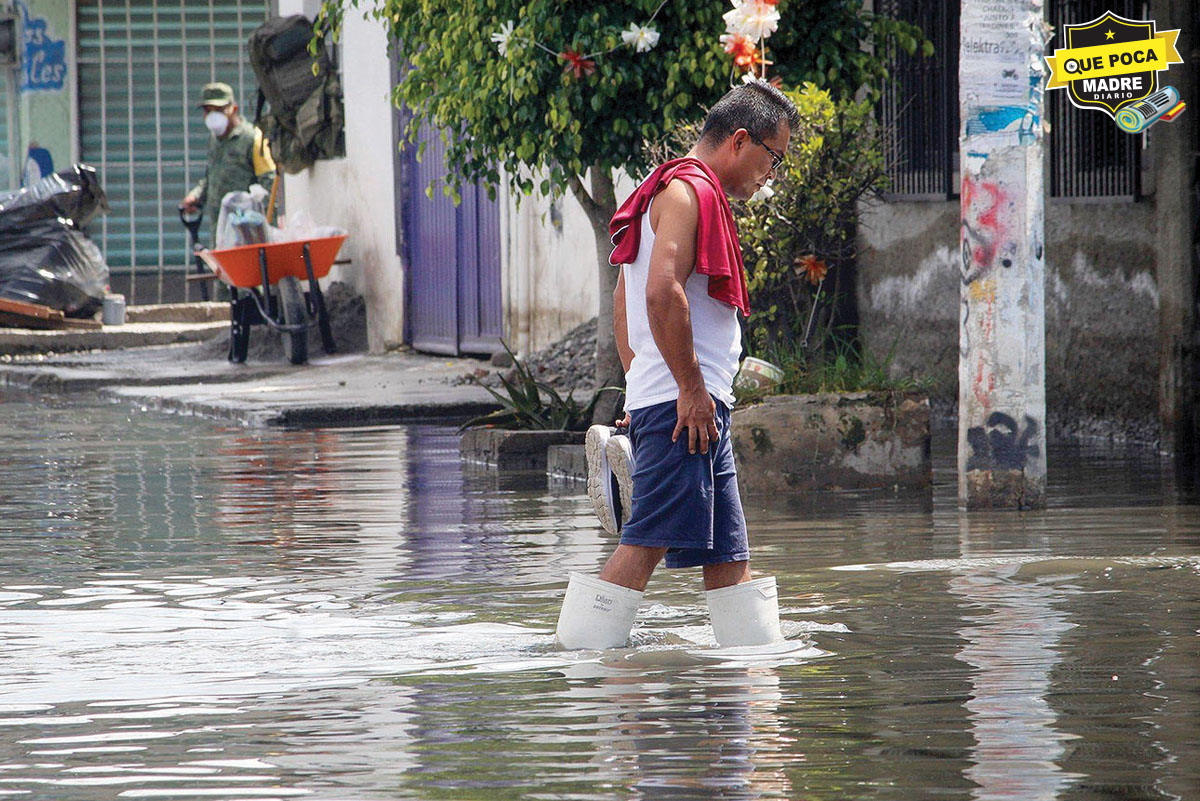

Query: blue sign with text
left=18, top=2, right=66, bottom=92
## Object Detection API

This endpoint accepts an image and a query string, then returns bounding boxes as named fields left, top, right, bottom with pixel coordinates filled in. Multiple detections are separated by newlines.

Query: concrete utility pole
left=958, top=0, right=1050, bottom=509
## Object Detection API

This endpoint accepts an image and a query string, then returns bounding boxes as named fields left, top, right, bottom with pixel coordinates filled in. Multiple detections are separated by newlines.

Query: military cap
left=197, top=82, right=236, bottom=108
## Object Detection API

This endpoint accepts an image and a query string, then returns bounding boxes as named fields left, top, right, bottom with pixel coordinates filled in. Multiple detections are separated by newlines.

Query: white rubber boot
left=706, top=576, right=783, bottom=647
left=555, top=572, right=643, bottom=650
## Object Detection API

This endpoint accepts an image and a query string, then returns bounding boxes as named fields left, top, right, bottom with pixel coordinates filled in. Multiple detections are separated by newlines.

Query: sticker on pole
left=1044, top=10, right=1185, bottom=133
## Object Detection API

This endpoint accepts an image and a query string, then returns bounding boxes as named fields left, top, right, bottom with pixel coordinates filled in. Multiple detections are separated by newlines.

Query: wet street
left=1, top=392, right=1198, bottom=800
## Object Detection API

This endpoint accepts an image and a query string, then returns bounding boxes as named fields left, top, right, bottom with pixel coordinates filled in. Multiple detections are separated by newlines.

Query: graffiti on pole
left=960, top=174, right=1017, bottom=286
left=966, top=412, right=1042, bottom=471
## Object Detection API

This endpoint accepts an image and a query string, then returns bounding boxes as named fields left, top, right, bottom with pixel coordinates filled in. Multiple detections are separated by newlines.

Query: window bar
left=1053, top=94, right=1060, bottom=196
left=1080, top=106, right=1087, bottom=197
left=1108, top=119, right=1114, bottom=196
left=237, top=1, right=245, bottom=106
left=97, top=0, right=109, bottom=270
left=1078, top=105, right=1085, bottom=197
left=153, top=0, right=165, bottom=302
left=124, top=0, right=137, bottom=304
left=209, top=3, right=215, bottom=83
left=181, top=0, right=191, bottom=301
left=1064, top=98, right=1071, bottom=197
left=1103, top=115, right=1109, bottom=197
left=1066, top=99, right=1073, bottom=196
left=1065, top=97, right=1075, bottom=196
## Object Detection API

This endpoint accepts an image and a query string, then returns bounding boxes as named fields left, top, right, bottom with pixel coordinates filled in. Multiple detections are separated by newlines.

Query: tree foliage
left=736, top=84, right=889, bottom=354
left=315, top=0, right=923, bottom=206
left=315, top=0, right=925, bottom=419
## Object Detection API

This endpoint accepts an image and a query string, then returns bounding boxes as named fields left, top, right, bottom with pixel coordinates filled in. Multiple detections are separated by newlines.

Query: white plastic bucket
left=707, top=576, right=783, bottom=647
left=555, top=572, right=643, bottom=650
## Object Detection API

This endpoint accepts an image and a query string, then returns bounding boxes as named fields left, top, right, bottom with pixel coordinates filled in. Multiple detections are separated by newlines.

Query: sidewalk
left=0, top=342, right=500, bottom=428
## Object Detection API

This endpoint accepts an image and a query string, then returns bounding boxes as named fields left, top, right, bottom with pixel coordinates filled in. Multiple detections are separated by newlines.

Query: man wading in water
left=556, top=82, right=799, bottom=650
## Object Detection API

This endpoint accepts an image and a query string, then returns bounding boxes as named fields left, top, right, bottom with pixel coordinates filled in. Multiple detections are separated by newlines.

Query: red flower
left=795, top=254, right=829, bottom=285
left=720, top=34, right=762, bottom=71
left=559, top=49, right=596, bottom=79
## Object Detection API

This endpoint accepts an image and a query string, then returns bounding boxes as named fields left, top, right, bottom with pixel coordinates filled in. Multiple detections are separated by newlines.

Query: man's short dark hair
left=699, top=82, right=800, bottom=145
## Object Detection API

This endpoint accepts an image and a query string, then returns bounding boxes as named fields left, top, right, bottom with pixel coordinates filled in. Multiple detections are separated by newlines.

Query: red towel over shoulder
left=608, top=157, right=750, bottom=316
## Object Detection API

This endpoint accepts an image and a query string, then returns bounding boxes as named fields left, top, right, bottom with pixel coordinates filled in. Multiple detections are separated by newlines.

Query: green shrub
left=651, top=83, right=912, bottom=396
left=737, top=83, right=889, bottom=356
left=459, top=341, right=616, bottom=432
left=735, top=331, right=933, bottom=405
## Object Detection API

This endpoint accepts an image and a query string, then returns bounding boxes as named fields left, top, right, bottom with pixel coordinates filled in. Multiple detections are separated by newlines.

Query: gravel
left=455, top=317, right=598, bottom=393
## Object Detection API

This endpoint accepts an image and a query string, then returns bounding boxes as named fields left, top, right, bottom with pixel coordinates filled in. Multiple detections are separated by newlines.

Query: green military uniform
left=187, top=83, right=277, bottom=243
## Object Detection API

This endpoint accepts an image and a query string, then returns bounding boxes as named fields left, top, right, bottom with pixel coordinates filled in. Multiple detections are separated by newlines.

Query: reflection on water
left=951, top=563, right=1079, bottom=800
left=1, top=392, right=1199, bottom=800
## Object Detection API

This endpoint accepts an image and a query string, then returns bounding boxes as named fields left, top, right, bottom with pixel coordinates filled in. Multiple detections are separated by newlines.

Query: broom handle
left=265, top=174, right=280, bottom=226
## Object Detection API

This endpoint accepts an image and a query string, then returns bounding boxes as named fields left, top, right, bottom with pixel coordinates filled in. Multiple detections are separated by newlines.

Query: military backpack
left=248, top=14, right=345, bottom=174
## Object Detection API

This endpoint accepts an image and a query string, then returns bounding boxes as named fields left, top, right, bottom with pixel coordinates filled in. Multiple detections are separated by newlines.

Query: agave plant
left=459, top=340, right=620, bottom=432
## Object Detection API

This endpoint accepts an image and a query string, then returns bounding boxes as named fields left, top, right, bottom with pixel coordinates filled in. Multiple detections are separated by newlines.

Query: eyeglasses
left=746, top=131, right=785, bottom=171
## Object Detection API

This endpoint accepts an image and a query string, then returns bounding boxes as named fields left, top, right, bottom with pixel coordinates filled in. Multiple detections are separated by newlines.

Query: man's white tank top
left=622, top=198, right=742, bottom=412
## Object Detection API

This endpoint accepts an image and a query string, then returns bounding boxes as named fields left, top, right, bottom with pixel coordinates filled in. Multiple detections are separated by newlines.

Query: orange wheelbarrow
left=199, top=235, right=346, bottom=365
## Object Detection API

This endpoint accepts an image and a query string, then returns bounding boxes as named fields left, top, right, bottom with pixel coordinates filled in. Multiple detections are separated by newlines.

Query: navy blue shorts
left=619, top=396, right=750, bottom=568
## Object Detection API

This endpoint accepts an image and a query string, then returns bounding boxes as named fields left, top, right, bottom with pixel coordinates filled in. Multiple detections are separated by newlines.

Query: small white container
left=735, top=357, right=784, bottom=391
left=102, top=293, right=126, bottom=326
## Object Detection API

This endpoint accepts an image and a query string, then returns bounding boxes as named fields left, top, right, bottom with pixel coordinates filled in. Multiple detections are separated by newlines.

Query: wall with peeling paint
left=857, top=198, right=1158, bottom=443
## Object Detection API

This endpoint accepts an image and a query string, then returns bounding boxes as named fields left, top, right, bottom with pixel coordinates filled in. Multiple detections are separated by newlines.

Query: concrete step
left=126, top=302, right=229, bottom=324
left=0, top=320, right=228, bottom=357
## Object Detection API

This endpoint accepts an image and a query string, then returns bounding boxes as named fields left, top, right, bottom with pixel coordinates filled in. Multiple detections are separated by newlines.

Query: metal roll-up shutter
left=77, top=0, right=268, bottom=303
left=0, top=75, right=11, bottom=190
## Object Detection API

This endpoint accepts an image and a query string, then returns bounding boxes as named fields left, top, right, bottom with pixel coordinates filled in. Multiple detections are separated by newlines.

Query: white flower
left=491, top=20, right=515, bottom=57
left=723, top=0, right=780, bottom=41
left=621, top=22, right=661, bottom=53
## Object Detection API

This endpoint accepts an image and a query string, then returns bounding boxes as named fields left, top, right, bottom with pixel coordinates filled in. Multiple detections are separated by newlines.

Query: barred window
left=878, top=0, right=958, bottom=200
left=879, top=0, right=1141, bottom=201
left=1047, top=0, right=1142, bottom=199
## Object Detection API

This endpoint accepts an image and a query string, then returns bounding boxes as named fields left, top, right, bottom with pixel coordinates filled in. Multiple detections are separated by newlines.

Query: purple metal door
left=402, top=124, right=503, bottom=356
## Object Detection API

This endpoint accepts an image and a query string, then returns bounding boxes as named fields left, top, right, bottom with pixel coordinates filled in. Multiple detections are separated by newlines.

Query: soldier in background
left=180, top=82, right=276, bottom=245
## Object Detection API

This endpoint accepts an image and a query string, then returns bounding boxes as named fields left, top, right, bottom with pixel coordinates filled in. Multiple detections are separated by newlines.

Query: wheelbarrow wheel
left=278, top=277, right=309, bottom=365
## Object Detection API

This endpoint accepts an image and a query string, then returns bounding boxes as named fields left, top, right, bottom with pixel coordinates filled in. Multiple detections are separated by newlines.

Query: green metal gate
left=0, top=75, right=10, bottom=191
left=77, top=0, right=268, bottom=303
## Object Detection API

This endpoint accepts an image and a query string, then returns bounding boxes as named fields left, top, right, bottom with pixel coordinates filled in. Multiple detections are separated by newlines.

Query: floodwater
left=1, top=392, right=1198, bottom=801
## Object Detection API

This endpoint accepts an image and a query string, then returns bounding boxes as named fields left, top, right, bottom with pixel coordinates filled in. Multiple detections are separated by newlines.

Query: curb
left=0, top=321, right=227, bottom=357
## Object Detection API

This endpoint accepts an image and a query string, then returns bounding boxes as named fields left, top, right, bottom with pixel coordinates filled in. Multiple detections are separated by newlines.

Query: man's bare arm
left=645, top=180, right=719, bottom=454
left=614, top=268, right=634, bottom=374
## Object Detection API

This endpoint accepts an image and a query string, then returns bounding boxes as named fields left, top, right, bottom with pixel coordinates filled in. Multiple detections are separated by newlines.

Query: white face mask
left=750, top=179, right=775, bottom=203
left=204, top=110, right=229, bottom=136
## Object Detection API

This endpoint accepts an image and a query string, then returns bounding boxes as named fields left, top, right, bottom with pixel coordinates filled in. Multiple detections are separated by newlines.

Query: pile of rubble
left=461, top=317, right=598, bottom=393
left=192, top=280, right=368, bottom=361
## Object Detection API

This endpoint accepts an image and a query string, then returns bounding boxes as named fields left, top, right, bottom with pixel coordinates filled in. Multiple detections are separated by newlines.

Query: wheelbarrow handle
left=178, top=205, right=203, bottom=241
left=179, top=205, right=210, bottom=301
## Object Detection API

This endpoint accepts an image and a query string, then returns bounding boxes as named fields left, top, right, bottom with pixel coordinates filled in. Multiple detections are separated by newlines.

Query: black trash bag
left=0, top=165, right=110, bottom=317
